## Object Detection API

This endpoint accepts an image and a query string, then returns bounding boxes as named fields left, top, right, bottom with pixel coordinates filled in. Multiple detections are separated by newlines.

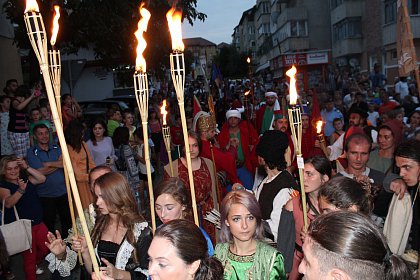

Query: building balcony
left=332, top=38, right=363, bottom=57
left=277, top=7, right=308, bottom=27
left=279, top=37, right=310, bottom=53
left=383, top=15, right=420, bottom=46
left=330, top=1, right=363, bottom=25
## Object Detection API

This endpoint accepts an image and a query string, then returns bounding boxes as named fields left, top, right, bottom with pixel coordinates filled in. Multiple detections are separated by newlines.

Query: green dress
left=215, top=241, right=286, bottom=280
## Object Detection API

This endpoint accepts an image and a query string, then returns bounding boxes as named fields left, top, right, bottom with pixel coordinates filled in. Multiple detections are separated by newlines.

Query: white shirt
left=255, top=172, right=293, bottom=242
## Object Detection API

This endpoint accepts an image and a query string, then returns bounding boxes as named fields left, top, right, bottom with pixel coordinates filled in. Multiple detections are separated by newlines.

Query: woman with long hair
left=318, top=176, right=373, bottom=215
left=0, top=155, right=48, bottom=280
left=69, top=172, right=152, bottom=279
left=155, top=178, right=214, bottom=256
left=299, top=211, right=411, bottom=280
left=148, top=219, right=224, bottom=280
left=65, top=119, right=96, bottom=210
left=86, top=119, right=117, bottom=168
left=112, top=126, right=141, bottom=208
left=163, top=131, right=217, bottom=243
left=277, top=156, right=332, bottom=280
left=214, top=190, right=286, bottom=279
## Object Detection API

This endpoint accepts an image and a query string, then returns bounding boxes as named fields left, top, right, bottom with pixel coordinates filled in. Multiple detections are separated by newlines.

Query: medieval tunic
left=255, top=170, right=298, bottom=241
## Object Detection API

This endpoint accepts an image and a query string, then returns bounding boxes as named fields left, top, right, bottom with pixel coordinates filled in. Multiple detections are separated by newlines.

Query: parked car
left=79, top=100, right=129, bottom=127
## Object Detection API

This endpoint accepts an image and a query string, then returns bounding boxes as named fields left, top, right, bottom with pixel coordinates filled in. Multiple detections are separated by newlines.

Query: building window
left=384, top=0, right=397, bottom=24
left=290, top=21, right=308, bottom=37
left=251, top=40, right=256, bottom=47
left=258, top=23, right=271, bottom=35
left=262, top=1, right=270, bottom=13
left=248, top=26, right=255, bottom=35
left=333, top=17, right=362, bottom=42
left=330, top=0, right=344, bottom=10
left=409, top=0, right=420, bottom=14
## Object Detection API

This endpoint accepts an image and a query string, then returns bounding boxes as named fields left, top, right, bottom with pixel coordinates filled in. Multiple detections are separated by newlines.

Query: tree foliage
left=3, top=0, right=206, bottom=73
left=214, top=45, right=248, bottom=79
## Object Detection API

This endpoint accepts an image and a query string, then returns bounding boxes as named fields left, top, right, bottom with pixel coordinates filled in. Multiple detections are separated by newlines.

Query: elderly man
left=217, top=109, right=258, bottom=190
left=194, top=111, right=240, bottom=186
left=336, top=133, right=407, bottom=224
left=256, top=91, right=281, bottom=134
left=254, top=130, right=298, bottom=241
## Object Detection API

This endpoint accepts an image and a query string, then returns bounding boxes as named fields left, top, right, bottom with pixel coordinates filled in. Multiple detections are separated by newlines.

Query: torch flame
left=244, top=90, right=250, bottom=96
left=50, top=5, right=61, bottom=46
left=166, top=7, right=184, bottom=52
left=134, top=3, right=151, bottom=72
left=160, top=99, right=168, bottom=126
left=247, top=57, right=251, bottom=64
left=25, top=0, right=40, bottom=13
left=316, top=120, right=323, bottom=134
left=286, top=65, right=297, bottom=105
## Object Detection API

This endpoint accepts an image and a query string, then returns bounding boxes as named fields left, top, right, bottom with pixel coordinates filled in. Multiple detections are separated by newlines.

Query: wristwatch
left=17, top=188, right=25, bottom=195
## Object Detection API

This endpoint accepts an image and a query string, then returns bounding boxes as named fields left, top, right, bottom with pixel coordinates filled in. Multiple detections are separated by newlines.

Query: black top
left=258, top=171, right=297, bottom=220
left=98, top=240, right=121, bottom=266
left=0, top=180, right=43, bottom=225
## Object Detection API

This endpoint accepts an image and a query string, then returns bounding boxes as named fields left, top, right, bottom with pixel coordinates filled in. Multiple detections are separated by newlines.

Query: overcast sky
left=182, top=0, right=255, bottom=45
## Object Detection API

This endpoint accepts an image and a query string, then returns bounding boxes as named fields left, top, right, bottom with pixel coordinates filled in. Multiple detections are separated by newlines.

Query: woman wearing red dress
left=164, top=131, right=217, bottom=243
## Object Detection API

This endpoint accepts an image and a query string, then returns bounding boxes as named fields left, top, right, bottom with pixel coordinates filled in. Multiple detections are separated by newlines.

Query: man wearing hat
left=217, top=109, right=258, bottom=190
left=321, top=97, right=343, bottom=138
left=254, top=130, right=298, bottom=241
left=327, top=106, right=378, bottom=161
left=193, top=111, right=241, bottom=186
left=256, top=91, right=281, bottom=135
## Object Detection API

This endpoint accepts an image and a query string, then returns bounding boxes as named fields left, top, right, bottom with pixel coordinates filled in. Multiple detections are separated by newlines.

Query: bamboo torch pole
left=133, top=4, right=155, bottom=232
left=286, top=65, right=308, bottom=230
left=167, top=7, right=199, bottom=226
left=161, top=100, right=174, bottom=177
left=48, top=5, right=82, bottom=264
left=23, top=1, right=100, bottom=277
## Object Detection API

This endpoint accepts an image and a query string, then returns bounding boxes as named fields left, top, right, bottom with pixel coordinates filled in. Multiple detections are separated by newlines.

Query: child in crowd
left=367, top=102, right=380, bottom=127
left=28, top=107, right=52, bottom=146
left=39, top=104, right=57, bottom=142
left=329, top=117, right=344, bottom=145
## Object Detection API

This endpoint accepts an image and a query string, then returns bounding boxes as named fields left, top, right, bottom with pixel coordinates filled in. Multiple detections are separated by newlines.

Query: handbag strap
left=2, top=199, right=20, bottom=225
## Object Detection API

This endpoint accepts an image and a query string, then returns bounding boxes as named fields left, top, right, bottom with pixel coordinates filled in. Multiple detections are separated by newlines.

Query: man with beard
left=336, top=133, right=406, bottom=224
left=217, top=109, right=258, bottom=190
left=327, top=107, right=378, bottom=161
left=254, top=130, right=298, bottom=241
left=256, top=91, right=281, bottom=135
left=193, top=111, right=241, bottom=186
left=395, top=140, right=420, bottom=252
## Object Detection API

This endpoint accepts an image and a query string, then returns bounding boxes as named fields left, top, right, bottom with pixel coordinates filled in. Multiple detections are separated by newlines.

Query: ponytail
left=384, top=254, right=412, bottom=280
left=194, top=257, right=224, bottom=280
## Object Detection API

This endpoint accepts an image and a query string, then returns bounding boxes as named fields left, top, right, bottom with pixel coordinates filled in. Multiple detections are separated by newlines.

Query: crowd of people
left=0, top=64, right=418, bottom=280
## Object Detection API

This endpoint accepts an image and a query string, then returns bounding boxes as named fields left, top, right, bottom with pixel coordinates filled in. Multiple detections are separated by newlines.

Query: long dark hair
left=112, top=126, right=130, bottom=148
left=155, top=220, right=224, bottom=280
left=305, top=156, right=332, bottom=179
left=308, top=212, right=411, bottom=280
left=318, top=176, right=373, bottom=214
left=64, top=119, right=84, bottom=152
left=89, top=119, right=108, bottom=146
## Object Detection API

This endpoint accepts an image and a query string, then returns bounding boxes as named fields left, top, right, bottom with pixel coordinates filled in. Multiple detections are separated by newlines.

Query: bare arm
left=0, top=180, right=26, bottom=208
left=12, top=95, right=35, bottom=111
